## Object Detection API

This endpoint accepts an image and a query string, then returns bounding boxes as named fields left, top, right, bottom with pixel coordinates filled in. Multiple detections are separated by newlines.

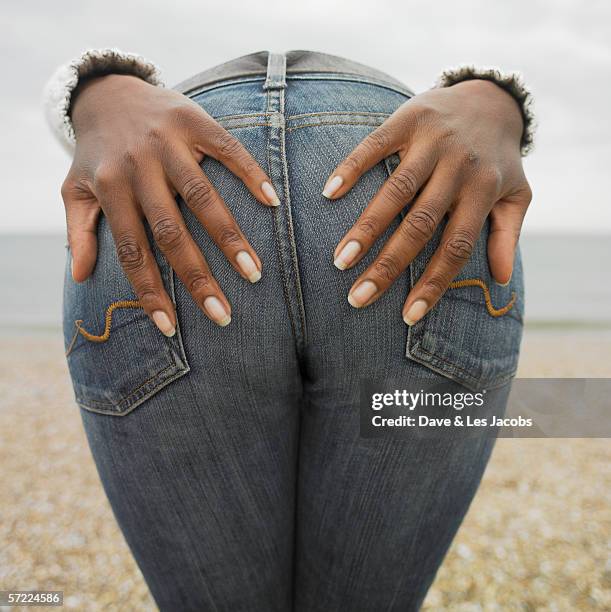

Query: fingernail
left=203, top=296, right=231, bottom=327
left=348, top=280, right=378, bottom=308
left=322, top=175, right=343, bottom=199
left=261, top=181, right=280, bottom=206
left=70, top=256, right=74, bottom=280
left=495, top=273, right=513, bottom=288
left=403, top=299, right=428, bottom=326
left=152, top=310, right=176, bottom=337
left=236, top=251, right=261, bottom=283
left=334, top=240, right=362, bottom=270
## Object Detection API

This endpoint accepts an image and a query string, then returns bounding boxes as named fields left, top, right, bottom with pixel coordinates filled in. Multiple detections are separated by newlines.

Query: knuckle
left=432, top=121, right=458, bottom=144
left=422, top=275, right=446, bottom=296
left=401, top=206, right=437, bottom=242
left=145, top=125, right=165, bottom=147
left=182, top=176, right=215, bottom=214
left=238, top=155, right=260, bottom=177
left=479, top=166, right=503, bottom=193
left=395, top=106, right=419, bottom=133
left=364, top=126, right=392, bottom=154
left=137, top=288, right=161, bottom=307
left=443, top=232, right=475, bottom=265
left=152, top=218, right=185, bottom=251
left=356, top=215, right=380, bottom=238
left=386, top=167, right=419, bottom=208
left=216, top=225, right=242, bottom=248
left=216, top=132, right=242, bottom=158
left=93, top=165, right=120, bottom=194
left=185, top=269, right=212, bottom=294
left=342, top=152, right=365, bottom=175
left=521, top=182, right=533, bottom=205
left=373, top=255, right=401, bottom=281
left=412, top=101, right=439, bottom=123
left=172, top=103, right=199, bottom=126
left=116, top=235, right=146, bottom=272
left=60, top=179, right=74, bottom=202
left=120, top=148, right=138, bottom=170
left=457, top=147, right=481, bottom=169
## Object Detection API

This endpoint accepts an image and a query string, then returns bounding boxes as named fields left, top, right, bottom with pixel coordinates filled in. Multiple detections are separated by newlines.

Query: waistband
left=173, top=50, right=414, bottom=96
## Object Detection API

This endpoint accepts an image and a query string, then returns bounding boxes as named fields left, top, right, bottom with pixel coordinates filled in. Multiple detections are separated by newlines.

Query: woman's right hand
left=62, top=73, right=280, bottom=334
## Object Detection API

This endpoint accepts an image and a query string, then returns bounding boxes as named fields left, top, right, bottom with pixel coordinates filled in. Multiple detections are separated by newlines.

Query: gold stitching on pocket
left=65, top=300, right=142, bottom=356
left=449, top=279, right=516, bottom=317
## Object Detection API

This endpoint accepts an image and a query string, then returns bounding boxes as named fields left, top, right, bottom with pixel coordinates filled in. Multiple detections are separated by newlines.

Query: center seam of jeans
left=264, top=54, right=308, bottom=356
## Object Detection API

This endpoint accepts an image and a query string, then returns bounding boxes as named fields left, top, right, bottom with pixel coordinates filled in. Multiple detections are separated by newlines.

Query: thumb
left=65, top=198, right=101, bottom=282
left=487, top=199, right=527, bottom=286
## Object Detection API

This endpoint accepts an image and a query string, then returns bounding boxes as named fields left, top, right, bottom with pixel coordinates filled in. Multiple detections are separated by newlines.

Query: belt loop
left=263, top=52, right=286, bottom=90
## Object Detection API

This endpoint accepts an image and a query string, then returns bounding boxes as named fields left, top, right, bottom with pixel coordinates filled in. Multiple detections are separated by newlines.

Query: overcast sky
left=2, top=0, right=610, bottom=233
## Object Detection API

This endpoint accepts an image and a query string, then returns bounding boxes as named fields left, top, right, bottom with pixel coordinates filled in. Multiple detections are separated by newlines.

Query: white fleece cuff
left=43, top=48, right=164, bottom=153
left=435, top=65, right=536, bottom=156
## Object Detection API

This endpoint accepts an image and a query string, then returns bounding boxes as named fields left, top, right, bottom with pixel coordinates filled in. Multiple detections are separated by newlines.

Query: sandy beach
left=1, top=328, right=610, bottom=611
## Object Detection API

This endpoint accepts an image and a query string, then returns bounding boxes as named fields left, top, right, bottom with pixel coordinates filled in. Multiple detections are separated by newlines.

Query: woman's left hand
left=323, top=79, right=532, bottom=325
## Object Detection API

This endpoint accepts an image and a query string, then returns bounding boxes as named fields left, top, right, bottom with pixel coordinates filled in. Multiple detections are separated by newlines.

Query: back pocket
left=63, top=216, right=190, bottom=416
left=384, top=155, right=524, bottom=392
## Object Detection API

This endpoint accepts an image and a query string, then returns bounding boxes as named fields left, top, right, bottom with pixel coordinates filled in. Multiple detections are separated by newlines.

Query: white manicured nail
left=203, top=296, right=231, bottom=327
left=495, top=273, right=513, bottom=287
left=152, top=310, right=176, bottom=337
left=236, top=251, right=261, bottom=283
left=348, top=280, right=378, bottom=308
left=403, top=299, right=428, bottom=326
left=334, top=240, right=361, bottom=270
left=322, top=176, right=343, bottom=198
left=261, top=181, right=280, bottom=206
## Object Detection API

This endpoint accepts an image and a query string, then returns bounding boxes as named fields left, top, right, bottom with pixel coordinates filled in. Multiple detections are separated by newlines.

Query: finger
left=333, top=144, right=439, bottom=271
left=402, top=203, right=488, bottom=326
left=190, top=117, right=280, bottom=207
left=346, top=166, right=459, bottom=308
left=98, top=189, right=179, bottom=337
left=61, top=179, right=100, bottom=282
left=134, top=174, right=236, bottom=327
left=322, top=121, right=399, bottom=199
left=488, top=190, right=531, bottom=285
left=163, top=147, right=262, bottom=283
left=135, top=191, right=232, bottom=329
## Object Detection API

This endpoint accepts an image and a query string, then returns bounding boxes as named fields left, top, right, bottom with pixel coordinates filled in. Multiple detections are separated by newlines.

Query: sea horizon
left=1, top=232, right=610, bottom=331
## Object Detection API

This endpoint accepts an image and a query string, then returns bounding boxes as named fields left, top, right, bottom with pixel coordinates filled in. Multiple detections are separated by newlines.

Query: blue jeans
left=63, top=52, right=524, bottom=611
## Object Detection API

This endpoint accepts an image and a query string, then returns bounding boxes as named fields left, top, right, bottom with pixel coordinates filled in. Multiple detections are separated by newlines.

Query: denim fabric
left=173, top=50, right=414, bottom=98
left=63, top=51, right=523, bottom=611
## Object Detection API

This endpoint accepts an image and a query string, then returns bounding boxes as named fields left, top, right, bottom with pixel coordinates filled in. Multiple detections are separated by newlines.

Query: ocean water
left=0, top=233, right=610, bottom=329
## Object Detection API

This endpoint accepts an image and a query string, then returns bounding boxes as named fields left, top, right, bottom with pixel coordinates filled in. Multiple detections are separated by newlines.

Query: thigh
left=63, top=80, right=301, bottom=611
left=287, top=78, right=524, bottom=611
left=79, top=371, right=299, bottom=612
left=295, top=383, right=509, bottom=611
